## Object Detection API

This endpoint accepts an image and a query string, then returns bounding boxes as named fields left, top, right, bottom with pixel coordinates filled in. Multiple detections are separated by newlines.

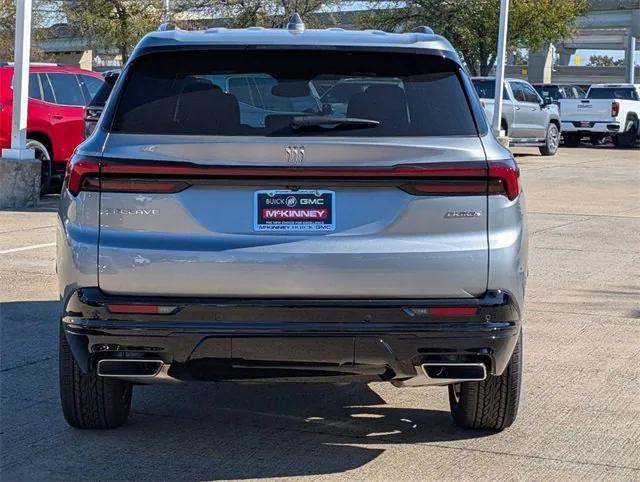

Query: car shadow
left=2, top=299, right=496, bottom=480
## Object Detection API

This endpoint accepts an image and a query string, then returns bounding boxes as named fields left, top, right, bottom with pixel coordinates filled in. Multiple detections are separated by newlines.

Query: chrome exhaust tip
left=392, top=362, right=487, bottom=388
left=97, top=359, right=163, bottom=378
left=421, top=362, right=487, bottom=385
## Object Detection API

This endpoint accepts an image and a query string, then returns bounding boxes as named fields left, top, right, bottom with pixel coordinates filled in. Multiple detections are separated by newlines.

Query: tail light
left=66, top=156, right=100, bottom=196
left=611, top=101, right=620, bottom=117
left=66, top=156, right=188, bottom=196
left=66, top=158, right=520, bottom=201
left=488, top=160, right=520, bottom=200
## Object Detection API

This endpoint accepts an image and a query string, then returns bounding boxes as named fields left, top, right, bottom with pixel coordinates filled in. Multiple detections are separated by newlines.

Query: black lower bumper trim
left=62, top=288, right=521, bottom=382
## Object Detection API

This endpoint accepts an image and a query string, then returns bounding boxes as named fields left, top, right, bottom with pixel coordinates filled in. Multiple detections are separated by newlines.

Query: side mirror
left=541, top=97, right=554, bottom=107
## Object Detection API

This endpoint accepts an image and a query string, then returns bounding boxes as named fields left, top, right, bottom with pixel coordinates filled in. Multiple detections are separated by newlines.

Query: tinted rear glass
left=535, top=85, right=561, bottom=100
left=472, top=79, right=510, bottom=100
left=587, top=88, right=638, bottom=100
left=111, top=50, right=477, bottom=137
left=88, top=79, right=115, bottom=107
left=28, top=73, right=41, bottom=100
left=80, top=75, right=104, bottom=103
left=48, top=73, right=85, bottom=106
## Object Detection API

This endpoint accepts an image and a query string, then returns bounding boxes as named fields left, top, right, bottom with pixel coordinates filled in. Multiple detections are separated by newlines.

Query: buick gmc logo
left=285, top=146, right=305, bottom=164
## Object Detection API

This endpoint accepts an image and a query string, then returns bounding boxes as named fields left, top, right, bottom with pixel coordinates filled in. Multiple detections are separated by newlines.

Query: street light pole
left=2, top=0, right=35, bottom=160
left=626, top=34, right=636, bottom=84
left=492, top=0, right=510, bottom=138
left=163, top=0, right=171, bottom=22
left=0, top=0, right=40, bottom=209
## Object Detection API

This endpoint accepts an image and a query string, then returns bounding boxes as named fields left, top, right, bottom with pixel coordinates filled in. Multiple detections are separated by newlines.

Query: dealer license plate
left=254, top=190, right=335, bottom=232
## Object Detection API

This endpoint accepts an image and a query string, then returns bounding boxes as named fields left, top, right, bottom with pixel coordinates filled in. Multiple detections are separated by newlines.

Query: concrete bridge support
left=627, top=9, right=640, bottom=83
left=527, top=44, right=555, bottom=84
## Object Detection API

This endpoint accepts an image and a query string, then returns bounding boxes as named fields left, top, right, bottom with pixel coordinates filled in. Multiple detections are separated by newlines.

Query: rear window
left=472, top=79, right=508, bottom=100
left=535, top=85, right=561, bottom=100
left=47, top=73, right=85, bottom=106
left=111, top=50, right=478, bottom=137
left=587, top=87, right=638, bottom=100
left=88, top=79, right=115, bottom=107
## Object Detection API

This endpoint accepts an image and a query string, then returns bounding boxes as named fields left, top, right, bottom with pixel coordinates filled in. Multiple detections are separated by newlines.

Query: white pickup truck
left=559, top=84, right=640, bottom=148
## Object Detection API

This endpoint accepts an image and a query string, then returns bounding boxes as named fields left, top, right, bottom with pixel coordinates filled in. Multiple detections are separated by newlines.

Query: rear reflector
left=405, top=306, right=478, bottom=317
left=429, top=307, right=478, bottom=316
left=106, top=304, right=178, bottom=315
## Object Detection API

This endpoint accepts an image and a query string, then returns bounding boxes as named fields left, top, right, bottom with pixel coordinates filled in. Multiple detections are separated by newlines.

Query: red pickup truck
left=0, top=63, right=104, bottom=191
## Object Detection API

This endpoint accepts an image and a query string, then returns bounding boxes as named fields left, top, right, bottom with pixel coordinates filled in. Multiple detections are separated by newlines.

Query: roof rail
left=415, top=26, right=434, bottom=34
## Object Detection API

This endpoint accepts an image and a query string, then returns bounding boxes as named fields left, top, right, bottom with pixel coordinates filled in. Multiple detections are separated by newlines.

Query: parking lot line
left=0, top=242, right=55, bottom=254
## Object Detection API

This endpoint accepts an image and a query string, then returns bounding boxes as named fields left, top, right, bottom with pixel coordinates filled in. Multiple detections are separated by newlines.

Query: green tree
left=359, top=0, right=589, bottom=75
left=61, top=0, right=334, bottom=63
left=62, top=0, right=166, bottom=63
left=511, top=49, right=528, bottom=65
left=181, top=0, right=335, bottom=28
left=0, top=0, right=49, bottom=60
left=587, top=54, right=624, bottom=67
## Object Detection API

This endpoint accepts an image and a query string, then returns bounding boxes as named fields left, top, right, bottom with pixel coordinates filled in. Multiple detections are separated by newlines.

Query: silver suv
left=473, top=77, right=561, bottom=155
left=57, top=19, right=527, bottom=431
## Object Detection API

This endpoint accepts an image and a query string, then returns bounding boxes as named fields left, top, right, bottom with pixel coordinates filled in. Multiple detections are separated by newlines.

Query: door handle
left=514, top=106, right=521, bottom=110
left=53, top=114, right=63, bottom=119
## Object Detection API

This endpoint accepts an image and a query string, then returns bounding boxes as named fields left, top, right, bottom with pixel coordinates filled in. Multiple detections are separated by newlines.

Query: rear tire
left=59, top=324, right=133, bottom=429
left=562, top=133, right=580, bottom=147
left=26, top=139, right=52, bottom=194
left=613, top=121, right=638, bottom=149
left=448, top=332, right=522, bottom=430
left=539, top=123, right=559, bottom=156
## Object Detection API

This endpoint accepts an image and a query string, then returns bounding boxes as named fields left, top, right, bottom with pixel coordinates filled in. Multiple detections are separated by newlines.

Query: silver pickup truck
left=473, top=77, right=561, bottom=156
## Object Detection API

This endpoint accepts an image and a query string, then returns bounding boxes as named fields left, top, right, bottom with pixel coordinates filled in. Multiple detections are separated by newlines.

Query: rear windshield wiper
left=290, top=116, right=380, bottom=131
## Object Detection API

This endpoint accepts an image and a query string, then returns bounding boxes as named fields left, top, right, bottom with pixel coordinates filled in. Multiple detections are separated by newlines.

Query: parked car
left=0, top=63, right=104, bottom=191
left=84, top=69, right=120, bottom=138
left=532, top=83, right=586, bottom=104
left=58, top=21, right=526, bottom=431
left=206, top=74, right=323, bottom=127
left=559, top=83, right=640, bottom=148
left=472, top=77, right=560, bottom=155
left=317, top=78, right=404, bottom=116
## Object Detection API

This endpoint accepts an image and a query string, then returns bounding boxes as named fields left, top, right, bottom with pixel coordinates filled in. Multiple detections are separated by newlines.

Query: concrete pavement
left=1, top=146, right=639, bottom=480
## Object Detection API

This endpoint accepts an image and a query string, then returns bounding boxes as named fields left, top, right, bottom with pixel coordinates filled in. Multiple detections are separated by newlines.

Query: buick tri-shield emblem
left=285, top=146, right=305, bottom=164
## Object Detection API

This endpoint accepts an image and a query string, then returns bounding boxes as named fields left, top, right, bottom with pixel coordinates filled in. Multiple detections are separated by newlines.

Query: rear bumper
left=561, top=121, right=620, bottom=134
left=61, top=288, right=521, bottom=384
